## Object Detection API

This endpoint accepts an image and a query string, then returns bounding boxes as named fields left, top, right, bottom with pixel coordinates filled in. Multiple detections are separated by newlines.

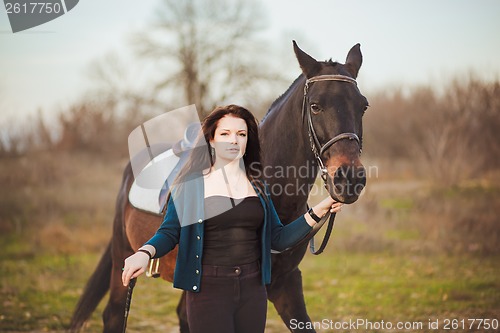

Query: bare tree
left=132, top=0, right=281, bottom=116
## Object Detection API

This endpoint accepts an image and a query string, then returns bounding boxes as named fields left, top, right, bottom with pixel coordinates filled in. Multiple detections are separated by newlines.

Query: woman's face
left=210, top=115, right=248, bottom=162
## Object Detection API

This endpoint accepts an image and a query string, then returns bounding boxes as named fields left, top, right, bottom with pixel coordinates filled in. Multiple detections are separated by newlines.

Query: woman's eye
left=239, top=133, right=247, bottom=137
left=310, top=103, right=322, bottom=114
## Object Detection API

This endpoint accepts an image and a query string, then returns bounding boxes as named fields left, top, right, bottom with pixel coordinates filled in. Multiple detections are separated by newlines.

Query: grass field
left=1, top=244, right=499, bottom=332
left=1, top=152, right=499, bottom=332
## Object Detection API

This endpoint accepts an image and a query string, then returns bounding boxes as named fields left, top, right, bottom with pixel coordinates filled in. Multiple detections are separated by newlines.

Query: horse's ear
left=345, top=43, right=362, bottom=78
left=293, top=40, right=321, bottom=78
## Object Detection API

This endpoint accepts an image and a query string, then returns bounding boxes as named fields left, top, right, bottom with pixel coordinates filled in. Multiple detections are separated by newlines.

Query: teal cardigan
left=145, top=174, right=312, bottom=292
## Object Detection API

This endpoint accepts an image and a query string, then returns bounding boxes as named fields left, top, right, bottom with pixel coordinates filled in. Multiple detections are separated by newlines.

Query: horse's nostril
left=334, top=165, right=365, bottom=183
left=331, top=165, right=366, bottom=200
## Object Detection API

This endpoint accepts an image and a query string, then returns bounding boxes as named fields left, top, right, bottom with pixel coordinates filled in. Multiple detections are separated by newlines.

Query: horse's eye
left=310, top=103, right=323, bottom=114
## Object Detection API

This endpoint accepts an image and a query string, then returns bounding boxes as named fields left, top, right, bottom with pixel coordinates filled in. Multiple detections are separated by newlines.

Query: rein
left=302, top=74, right=360, bottom=255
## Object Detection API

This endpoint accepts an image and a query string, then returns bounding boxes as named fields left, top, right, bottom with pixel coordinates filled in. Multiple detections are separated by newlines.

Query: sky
left=1, top=0, right=500, bottom=125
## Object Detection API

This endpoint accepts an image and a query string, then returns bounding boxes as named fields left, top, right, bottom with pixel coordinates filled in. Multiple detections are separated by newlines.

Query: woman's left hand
left=314, top=196, right=344, bottom=216
left=304, top=197, right=344, bottom=226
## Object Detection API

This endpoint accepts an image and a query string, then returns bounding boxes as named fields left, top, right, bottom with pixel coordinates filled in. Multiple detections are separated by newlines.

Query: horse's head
left=293, top=41, right=368, bottom=204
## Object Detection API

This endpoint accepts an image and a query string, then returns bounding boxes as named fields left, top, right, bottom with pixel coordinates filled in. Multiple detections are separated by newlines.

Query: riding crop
left=122, top=277, right=136, bottom=333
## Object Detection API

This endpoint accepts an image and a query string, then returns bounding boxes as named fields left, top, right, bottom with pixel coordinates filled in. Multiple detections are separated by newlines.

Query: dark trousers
left=186, top=261, right=267, bottom=333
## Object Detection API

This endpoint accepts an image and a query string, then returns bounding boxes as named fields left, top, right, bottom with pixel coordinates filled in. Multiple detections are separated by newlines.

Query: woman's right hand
left=122, top=251, right=150, bottom=286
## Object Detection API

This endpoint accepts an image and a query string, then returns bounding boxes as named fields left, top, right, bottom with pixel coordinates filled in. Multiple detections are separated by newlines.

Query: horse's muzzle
left=326, top=165, right=366, bottom=204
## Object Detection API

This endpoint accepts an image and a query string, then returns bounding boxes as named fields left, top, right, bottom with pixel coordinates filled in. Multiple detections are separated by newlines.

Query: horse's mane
left=261, top=75, right=302, bottom=123
left=261, top=60, right=340, bottom=124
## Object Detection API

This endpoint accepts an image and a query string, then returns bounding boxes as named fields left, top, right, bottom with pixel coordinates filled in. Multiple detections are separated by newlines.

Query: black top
left=202, top=196, right=264, bottom=266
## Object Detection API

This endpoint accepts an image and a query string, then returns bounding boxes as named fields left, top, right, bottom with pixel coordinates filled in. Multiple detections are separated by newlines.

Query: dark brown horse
left=70, top=41, right=368, bottom=333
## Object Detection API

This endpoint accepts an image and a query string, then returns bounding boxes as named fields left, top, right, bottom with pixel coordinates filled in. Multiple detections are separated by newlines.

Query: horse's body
left=70, top=42, right=368, bottom=333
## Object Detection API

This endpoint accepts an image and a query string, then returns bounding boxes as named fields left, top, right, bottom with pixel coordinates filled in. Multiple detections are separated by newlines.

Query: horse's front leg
left=267, top=267, right=315, bottom=333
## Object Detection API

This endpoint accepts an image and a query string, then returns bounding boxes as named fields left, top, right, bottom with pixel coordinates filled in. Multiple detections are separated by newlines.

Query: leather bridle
left=302, top=74, right=362, bottom=186
left=301, top=74, right=362, bottom=254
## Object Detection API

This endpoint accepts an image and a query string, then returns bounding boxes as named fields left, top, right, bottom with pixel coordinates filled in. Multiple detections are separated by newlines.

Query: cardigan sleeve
left=267, top=194, right=312, bottom=251
left=144, top=195, right=181, bottom=258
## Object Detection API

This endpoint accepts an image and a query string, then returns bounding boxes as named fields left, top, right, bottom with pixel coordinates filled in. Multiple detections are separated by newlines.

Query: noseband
left=302, top=74, right=361, bottom=184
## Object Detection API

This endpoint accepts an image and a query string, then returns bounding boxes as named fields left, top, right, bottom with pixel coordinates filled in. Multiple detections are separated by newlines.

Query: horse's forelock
left=325, top=59, right=340, bottom=66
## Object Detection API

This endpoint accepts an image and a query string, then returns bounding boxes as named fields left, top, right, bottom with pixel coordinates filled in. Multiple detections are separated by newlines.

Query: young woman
left=122, top=104, right=343, bottom=333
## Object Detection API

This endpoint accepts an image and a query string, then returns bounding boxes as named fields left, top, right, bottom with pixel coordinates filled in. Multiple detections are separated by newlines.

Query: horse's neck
left=260, top=84, right=318, bottom=223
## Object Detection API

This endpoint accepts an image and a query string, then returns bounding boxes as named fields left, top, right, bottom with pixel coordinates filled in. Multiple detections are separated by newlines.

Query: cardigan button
left=196, top=235, right=201, bottom=240
left=195, top=255, right=199, bottom=259
left=197, top=219, right=203, bottom=223
left=192, top=286, right=198, bottom=291
left=195, top=270, right=200, bottom=274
